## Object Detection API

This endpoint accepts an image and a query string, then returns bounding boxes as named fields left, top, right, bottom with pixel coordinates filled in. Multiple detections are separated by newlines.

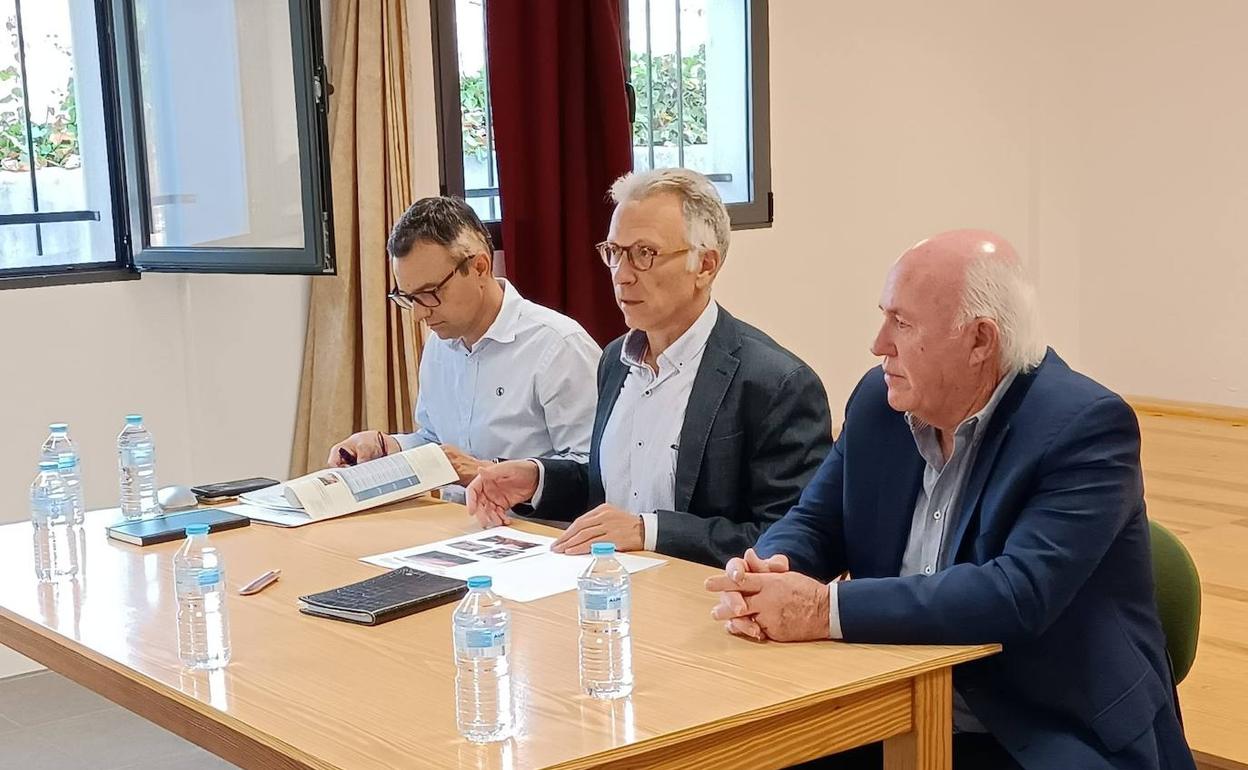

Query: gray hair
left=609, top=168, right=731, bottom=270
left=956, top=255, right=1047, bottom=373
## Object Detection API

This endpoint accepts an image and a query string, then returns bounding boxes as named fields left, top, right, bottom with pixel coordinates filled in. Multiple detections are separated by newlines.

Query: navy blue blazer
left=755, top=350, right=1194, bottom=770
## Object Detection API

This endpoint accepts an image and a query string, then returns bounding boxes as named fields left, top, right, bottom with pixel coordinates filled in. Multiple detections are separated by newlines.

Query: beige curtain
left=290, top=0, right=423, bottom=477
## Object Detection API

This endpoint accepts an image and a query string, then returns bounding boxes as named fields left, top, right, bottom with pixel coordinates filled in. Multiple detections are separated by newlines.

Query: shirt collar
left=448, top=279, right=521, bottom=353
left=906, top=369, right=1019, bottom=462
left=620, top=300, right=719, bottom=374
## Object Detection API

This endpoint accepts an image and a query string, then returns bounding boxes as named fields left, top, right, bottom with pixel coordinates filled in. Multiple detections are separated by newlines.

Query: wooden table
left=0, top=499, right=998, bottom=769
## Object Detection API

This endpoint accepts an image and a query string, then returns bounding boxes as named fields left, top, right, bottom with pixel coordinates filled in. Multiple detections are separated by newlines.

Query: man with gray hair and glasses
left=706, top=230, right=1192, bottom=769
left=467, top=168, right=833, bottom=567
left=328, top=196, right=600, bottom=496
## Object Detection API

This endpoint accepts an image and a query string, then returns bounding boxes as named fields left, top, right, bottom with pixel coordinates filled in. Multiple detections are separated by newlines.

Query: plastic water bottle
left=578, top=542, right=633, bottom=699
left=42, top=423, right=84, bottom=524
left=117, top=414, right=161, bottom=520
left=452, top=575, right=513, bottom=743
left=55, top=454, right=85, bottom=525
left=30, top=461, right=79, bottom=582
left=174, top=524, right=231, bottom=670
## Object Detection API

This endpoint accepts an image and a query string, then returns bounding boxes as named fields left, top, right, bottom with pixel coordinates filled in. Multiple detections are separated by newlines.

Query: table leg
left=883, top=667, right=952, bottom=770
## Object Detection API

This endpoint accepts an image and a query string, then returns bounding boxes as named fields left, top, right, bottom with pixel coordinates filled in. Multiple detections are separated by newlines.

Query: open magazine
left=226, top=445, right=457, bottom=527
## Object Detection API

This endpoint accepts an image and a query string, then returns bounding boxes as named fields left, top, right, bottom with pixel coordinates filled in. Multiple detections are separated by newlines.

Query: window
left=432, top=0, right=770, bottom=232
left=0, top=0, right=124, bottom=279
left=432, top=0, right=501, bottom=242
left=628, top=0, right=771, bottom=226
left=0, top=0, right=334, bottom=287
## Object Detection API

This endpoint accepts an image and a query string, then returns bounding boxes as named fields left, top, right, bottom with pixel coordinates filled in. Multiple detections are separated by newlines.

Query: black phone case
left=191, top=477, right=279, bottom=498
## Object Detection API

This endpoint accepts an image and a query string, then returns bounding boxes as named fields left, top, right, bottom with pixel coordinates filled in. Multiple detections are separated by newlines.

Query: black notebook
left=297, top=567, right=468, bottom=625
left=106, top=509, right=250, bottom=546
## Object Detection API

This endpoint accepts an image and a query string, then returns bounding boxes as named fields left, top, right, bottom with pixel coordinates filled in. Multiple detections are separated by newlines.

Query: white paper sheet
left=360, top=526, right=666, bottom=602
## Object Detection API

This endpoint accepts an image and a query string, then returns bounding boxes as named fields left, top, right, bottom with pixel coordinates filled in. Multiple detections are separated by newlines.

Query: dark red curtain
left=485, top=0, right=633, bottom=346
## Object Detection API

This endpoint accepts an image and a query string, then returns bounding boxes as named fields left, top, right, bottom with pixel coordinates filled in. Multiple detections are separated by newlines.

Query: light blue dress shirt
left=395, top=280, right=601, bottom=478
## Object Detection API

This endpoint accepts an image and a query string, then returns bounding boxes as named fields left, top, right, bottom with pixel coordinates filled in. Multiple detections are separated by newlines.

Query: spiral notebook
left=297, top=567, right=468, bottom=625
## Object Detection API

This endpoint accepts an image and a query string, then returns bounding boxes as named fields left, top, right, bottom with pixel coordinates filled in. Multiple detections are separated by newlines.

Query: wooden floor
left=1133, top=401, right=1248, bottom=770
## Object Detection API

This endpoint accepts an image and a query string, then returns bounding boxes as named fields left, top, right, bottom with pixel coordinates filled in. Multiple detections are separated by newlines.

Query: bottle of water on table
left=174, top=524, right=231, bottom=670
left=29, top=461, right=78, bottom=582
left=452, top=575, right=513, bottom=743
left=578, top=542, right=633, bottom=699
left=42, top=423, right=84, bottom=524
left=117, top=414, right=161, bottom=520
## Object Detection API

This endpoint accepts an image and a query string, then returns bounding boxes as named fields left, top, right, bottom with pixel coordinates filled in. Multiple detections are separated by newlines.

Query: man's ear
left=695, top=248, right=723, bottom=289
left=470, top=251, right=493, bottom=278
left=968, top=318, right=1001, bottom=367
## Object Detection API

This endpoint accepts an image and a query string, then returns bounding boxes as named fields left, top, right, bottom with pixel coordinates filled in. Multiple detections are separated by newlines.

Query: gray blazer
left=534, top=305, right=833, bottom=567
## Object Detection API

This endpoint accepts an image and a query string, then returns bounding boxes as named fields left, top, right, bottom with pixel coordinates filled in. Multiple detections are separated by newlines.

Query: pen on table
left=338, top=446, right=357, bottom=466
left=238, top=569, right=281, bottom=596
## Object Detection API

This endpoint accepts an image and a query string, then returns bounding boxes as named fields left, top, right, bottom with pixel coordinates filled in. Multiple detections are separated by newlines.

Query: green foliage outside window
left=456, top=43, right=709, bottom=162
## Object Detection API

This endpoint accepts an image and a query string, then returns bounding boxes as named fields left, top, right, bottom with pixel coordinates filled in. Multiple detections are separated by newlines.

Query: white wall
left=718, top=0, right=1248, bottom=414
left=0, top=274, right=309, bottom=676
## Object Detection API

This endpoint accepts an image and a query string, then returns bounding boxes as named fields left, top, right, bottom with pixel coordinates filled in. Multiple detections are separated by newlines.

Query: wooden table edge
left=543, top=644, right=998, bottom=770
left=0, top=605, right=326, bottom=770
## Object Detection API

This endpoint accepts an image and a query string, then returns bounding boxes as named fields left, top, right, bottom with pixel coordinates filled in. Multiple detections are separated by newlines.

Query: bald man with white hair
left=707, top=231, right=1193, bottom=770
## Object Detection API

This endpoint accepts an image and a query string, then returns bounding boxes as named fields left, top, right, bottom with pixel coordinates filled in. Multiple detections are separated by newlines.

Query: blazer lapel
left=874, top=418, right=926, bottom=576
left=947, top=360, right=1046, bottom=557
left=589, top=358, right=630, bottom=504
left=947, top=423, right=1010, bottom=558
left=673, top=309, right=740, bottom=511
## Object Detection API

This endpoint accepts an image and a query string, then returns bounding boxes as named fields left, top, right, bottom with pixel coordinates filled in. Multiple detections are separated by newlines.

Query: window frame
left=0, top=0, right=337, bottom=289
left=0, top=0, right=134, bottom=287
left=430, top=0, right=503, bottom=249
left=430, top=0, right=772, bottom=235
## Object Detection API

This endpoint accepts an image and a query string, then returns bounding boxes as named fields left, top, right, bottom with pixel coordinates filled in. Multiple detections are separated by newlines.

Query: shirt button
left=633, top=491, right=638, bottom=497
left=924, top=565, right=934, bottom=575
left=933, top=510, right=942, bottom=520
left=637, top=441, right=643, bottom=447
left=644, top=390, right=651, bottom=396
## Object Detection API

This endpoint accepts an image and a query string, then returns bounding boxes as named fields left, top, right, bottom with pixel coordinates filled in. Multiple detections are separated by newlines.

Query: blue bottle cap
left=125, top=414, right=143, bottom=425
left=466, top=575, right=492, bottom=589
left=185, top=524, right=210, bottom=536
left=49, top=423, right=68, bottom=433
left=591, top=542, right=616, bottom=556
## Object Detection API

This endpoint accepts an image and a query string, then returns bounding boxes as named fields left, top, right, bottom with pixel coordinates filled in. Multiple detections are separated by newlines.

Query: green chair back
left=1150, top=520, right=1201, bottom=684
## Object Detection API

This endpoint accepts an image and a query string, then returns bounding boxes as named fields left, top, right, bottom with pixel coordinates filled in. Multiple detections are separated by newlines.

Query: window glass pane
left=629, top=0, right=752, bottom=205
left=455, top=0, right=500, bottom=222
left=134, top=0, right=303, bottom=248
left=0, top=0, right=117, bottom=270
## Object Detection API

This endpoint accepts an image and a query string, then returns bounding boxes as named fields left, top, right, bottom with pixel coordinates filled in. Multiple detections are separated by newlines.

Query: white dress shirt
left=396, top=280, right=600, bottom=497
left=599, top=301, right=719, bottom=549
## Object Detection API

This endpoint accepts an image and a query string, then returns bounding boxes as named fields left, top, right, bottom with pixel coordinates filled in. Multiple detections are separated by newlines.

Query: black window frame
left=430, top=0, right=503, bottom=249
left=430, top=0, right=772, bottom=236
left=0, top=0, right=336, bottom=290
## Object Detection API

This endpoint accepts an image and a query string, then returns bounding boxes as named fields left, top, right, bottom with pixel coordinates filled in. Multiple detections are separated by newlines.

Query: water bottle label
left=197, top=568, right=222, bottom=588
left=457, top=626, right=508, bottom=657
left=120, top=446, right=152, bottom=467
left=581, top=590, right=628, bottom=621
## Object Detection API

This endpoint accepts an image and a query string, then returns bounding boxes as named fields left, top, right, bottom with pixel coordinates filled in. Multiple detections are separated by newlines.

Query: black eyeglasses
left=596, top=241, right=694, bottom=271
left=388, top=256, right=472, bottom=309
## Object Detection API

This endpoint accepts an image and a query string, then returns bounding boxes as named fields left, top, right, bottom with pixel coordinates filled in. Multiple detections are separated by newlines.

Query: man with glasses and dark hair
left=327, top=196, right=600, bottom=496
left=466, top=169, right=833, bottom=567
